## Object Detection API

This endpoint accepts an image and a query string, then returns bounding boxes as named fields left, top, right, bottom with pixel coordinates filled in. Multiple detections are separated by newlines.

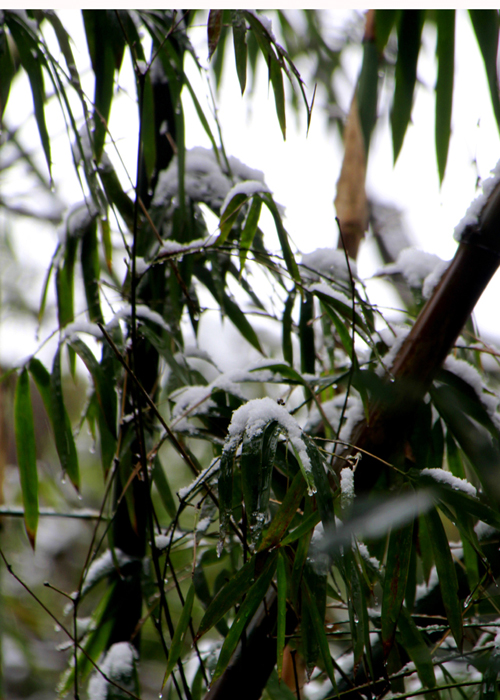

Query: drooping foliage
left=2, top=9, right=500, bottom=700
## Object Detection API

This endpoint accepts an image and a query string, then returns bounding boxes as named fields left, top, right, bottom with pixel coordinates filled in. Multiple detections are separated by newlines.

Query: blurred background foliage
left=2, top=9, right=500, bottom=700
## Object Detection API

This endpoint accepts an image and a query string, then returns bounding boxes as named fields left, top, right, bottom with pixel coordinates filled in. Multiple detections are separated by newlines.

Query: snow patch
left=340, top=467, right=355, bottom=508
left=301, top=248, right=357, bottom=282
left=220, top=180, right=270, bottom=216
left=454, top=159, right=500, bottom=241
left=421, top=467, right=477, bottom=498
left=87, top=642, right=137, bottom=700
left=224, top=396, right=312, bottom=477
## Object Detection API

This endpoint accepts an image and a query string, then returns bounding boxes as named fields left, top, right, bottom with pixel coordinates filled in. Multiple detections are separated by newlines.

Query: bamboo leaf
left=299, top=292, right=315, bottom=375
left=381, top=520, right=414, bottom=653
left=68, top=337, right=117, bottom=439
left=81, top=215, right=103, bottom=324
left=435, top=10, right=455, bottom=183
left=397, top=605, right=438, bottom=698
left=211, top=551, right=277, bottom=684
left=161, top=583, right=195, bottom=689
left=6, top=12, right=51, bottom=175
left=469, top=10, right=500, bottom=133
left=240, top=196, right=262, bottom=272
left=0, top=25, right=16, bottom=118
left=266, top=669, right=297, bottom=700
left=152, top=455, right=177, bottom=520
left=222, top=293, right=264, bottom=354
left=263, top=194, right=301, bottom=286
left=50, top=346, right=80, bottom=491
left=282, top=289, right=296, bottom=366
left=391, top=10, right=426, bottom=162
left=424, top=506, right=463, bottom=649
left=259, top=469, right=307, bottom=551
left=269, top=55, right=286, bottom=140
left=231, top=10, right=247, bottom=95
left=303, top=577, right=338, bottom=692
left=217, top=193, right=247, bottom=246
left=196, top=553, right=263, bottom=640
left=374, top=10, right=399, bottom=53
left=357, top=37, right=379, bottom=153
left=276, top=551, right=287, bottom=681
left=207, top=10, right=223, bottom=61
left=14, top=368, right=38, bottom=548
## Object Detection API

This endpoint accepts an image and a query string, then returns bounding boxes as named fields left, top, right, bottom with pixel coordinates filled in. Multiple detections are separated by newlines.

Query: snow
left=301, top=248, right=357, bottom=282
left=308, top=282, right=352, bottom=306
left=443, top=355, right=500, bottom=428
left=246, top=10, right=277, bottom=42
left=160, top=235, right=216, bottom=257
left=108, top=303, right=171, bottom=333
left=454, top=158, right=500, bottom=241
left=58, top=200, right=98, bottom=243
left=154, top=535, right=169, bottom=550
left=340, top=467, right=355, bottom=508
left=422, top=260, right=449, bottom=298
left=376, top=324, right=411, bottom=376
left=177, top=459, right=219, bottom=500
left=87, top=642, right=137, bottom=700
left=82, top=549, right=134, bottom=596
left=420, top=467, right=477, bottom=498
left=224, top=396, right=313, bottom=479
left=63, top=322, right=101, bottom=340
left=220, top=180, right=270, bottom=217
left=381, top=247, right=445, bottom=291
left=152, top=146, right=266, bottom=212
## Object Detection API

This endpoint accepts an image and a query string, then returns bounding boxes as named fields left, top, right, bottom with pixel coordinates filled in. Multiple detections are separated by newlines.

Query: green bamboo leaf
left=223, top=293, right=264, bottom=354
left=469, top=10, right=500, bottom=133
left=299, top=292, right=315, bottom=375
left=282, top=289, right=296, bottom=366
left=430, top=371, right=500, bottom=507
left=481, top=637, right=500, bottom=700
left=207, top=10, right=223, bottom=61
left=0, top=25, right=16, bottom=118
left=303, top=434, right=335, bottom=527
left=28, top=358, right=52, bottom=419
left=357, top=37, right=379, bottom=153
left=302, top=578, right=337, bottom=691
left=68, top=337, right=117, bottom=439
left=381, top=520, right=414, bottom=652
left=397, top=605, right=438, bottom=698
left=81, top=215, right=103, bottom=324
left=57, top=582, right=116, bottom=695
left=211, top=551, right=277, bottom=684
left=374, top=10, right=399, bottom=53
left=97, top=158, right=135, bottom=231
left=240, top=196, right=262, bottom=272
left=266, top=669, right=297, bottom=700
left=14, top=368, right=38, bottom=548
left=161, top=583, right=195, bottom=689
left=418, top=514, right=434, bottom=585
left=276, top=551, right=287, bottom=681
left=82, top=11, right=123, bottom=161
left=391, top=10, right=426, bottom=162
left=424, top=506, right=463, bottom=649
left=152, top=455, right=177, bottom=520
left=217, top=193, right=247, bottom=246
left=6, top=12, right=51, bottom=176
left=241, top=420, right=280, bottom=547
left=259, top=470, right=307, bottom=552
left=269, top=55, right=286, bottom=140
left=263, top=194, right=301, bottom=286
left=321, top=301, right=353, bottom=359
left=281, top=510, right=321, bottom=547
left=435, top=10, right=455, bottom=184
left=50, top=347, right=80, bottom=491
left=231, top=10, right=247, bottom=95
left=196, top=552, right=263, bottom=640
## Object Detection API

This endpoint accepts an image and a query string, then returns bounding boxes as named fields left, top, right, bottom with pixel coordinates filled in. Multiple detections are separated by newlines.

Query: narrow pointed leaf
left=210, top=551, right=277, bottom=684
left=397, top=605, right=438, bottom=697
left=81, top=215, right=103, bottom=324
left=14, top=368, right=38, bottom=548
left=231, top=10, right=247, bottom=94
left=222, top=293, right=264, bottom=354
left=161, top=583, right=195, bottom=689
left=50, top=347, right=79, bottom=491
left=469, top=10, right=500, bottom=133
left=424, top=506, right=463, bottom=649
left=152, top=456, right=177, bottom=520
left=282, top=289, right=295, bottom=366
left=374, top=10, right=399, bottom=53
left=259, top=470, right=307, bottom=551
left=382, top=520, right=414, bottom=652
left=208, top=10, right=223, bottom=61
left=303, top=578, right=338, bottom=692
left=6, top=13, right=51, bottom=175
left=240, top=196, right=262, bottom=272
left=435, top=10, right=455, bottom=183
left=269, top=55, right=286, bottom=140
left=263, top=194, right=301, bottom=286
left=276, top=551, right=287, bottom=681
left=391, top=10, right=425, bottom=162
left=196, top=552, right=266, bottom=640
left=217, top=193, right=247, bottom=246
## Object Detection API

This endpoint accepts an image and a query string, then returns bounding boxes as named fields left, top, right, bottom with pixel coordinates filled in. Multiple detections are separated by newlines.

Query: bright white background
left=2, top=9, right=500, bottom=368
